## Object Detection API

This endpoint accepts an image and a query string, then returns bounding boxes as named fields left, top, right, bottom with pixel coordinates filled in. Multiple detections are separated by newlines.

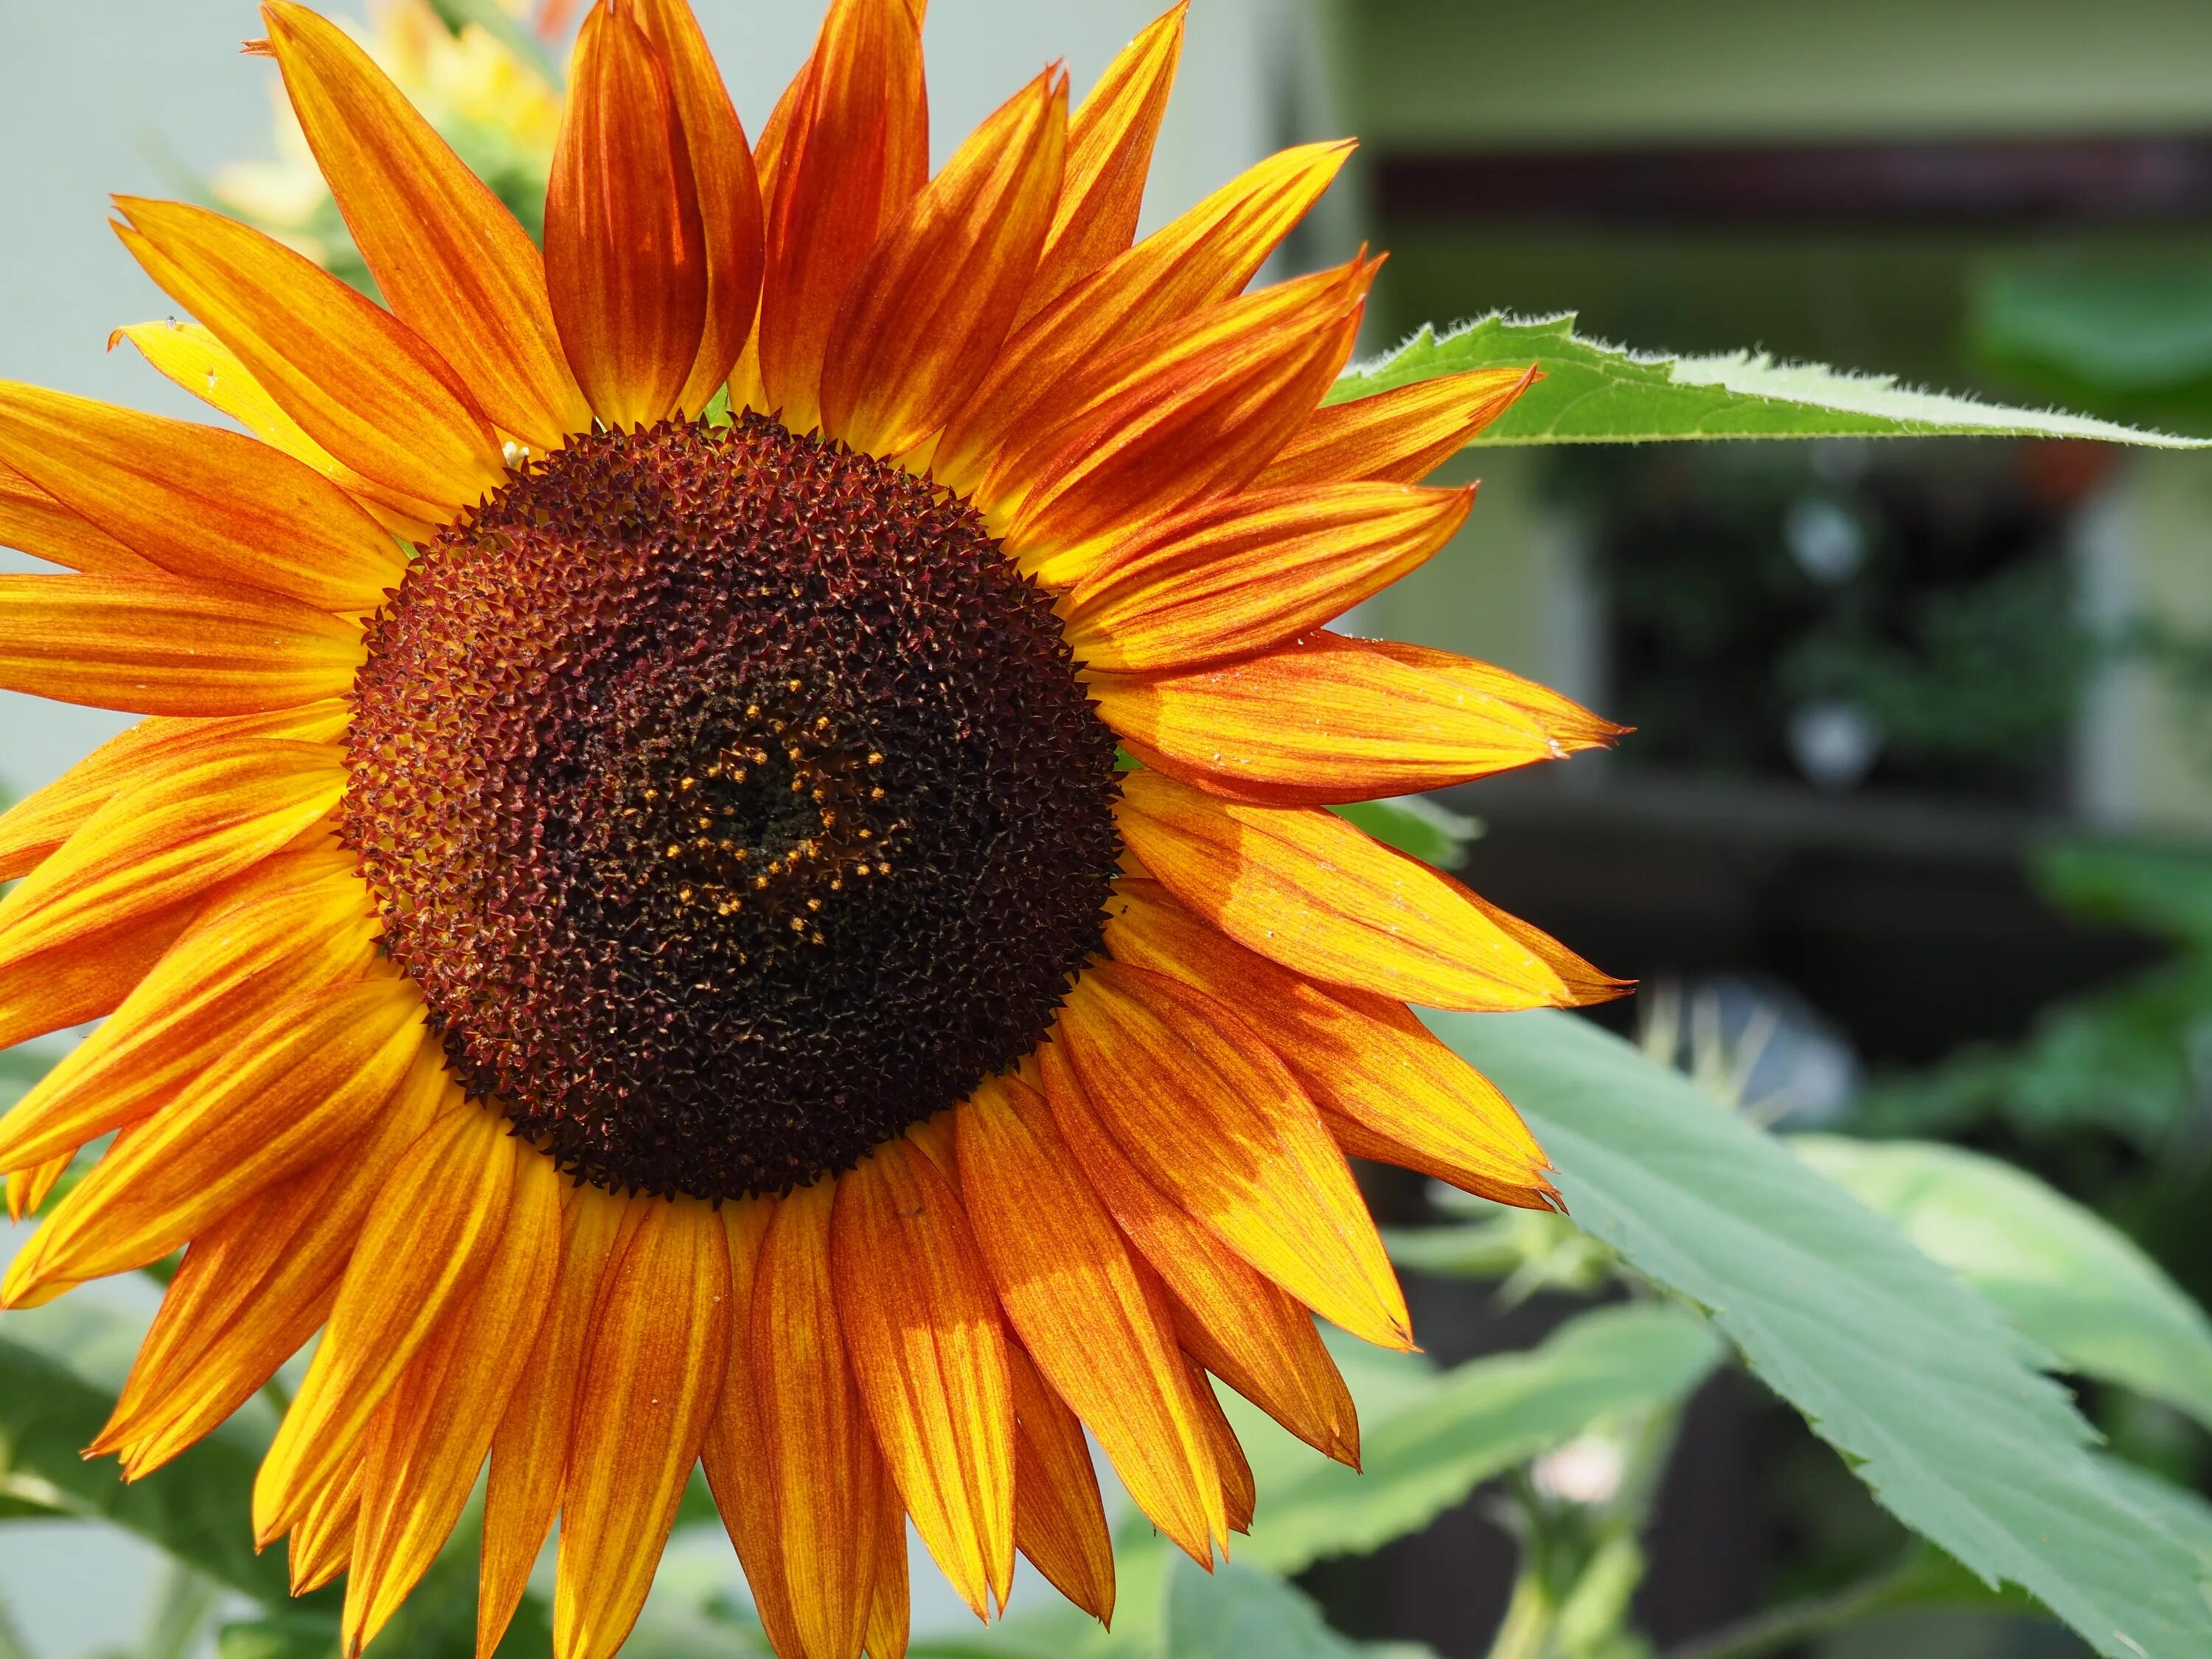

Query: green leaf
left=1164, top=1557, right=1432, bottom=1659
left=1237, top=1304, right=1722, bottom=1573
left=215, top=1612, right=341, bottom=1659
left=1792, top=1135, right=2212, bottom=1434
left=0, top=1335, right=305, bottom=1608
left=1335, top=314, right=2207, bottom=448
left=1330, top=796, right=1482, bottom=868
left=1433, top=1008, right=2212, bottom=1659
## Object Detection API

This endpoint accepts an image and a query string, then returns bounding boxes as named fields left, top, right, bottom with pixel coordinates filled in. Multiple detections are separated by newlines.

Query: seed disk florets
left=344, top=414, right=1122, bottom=1199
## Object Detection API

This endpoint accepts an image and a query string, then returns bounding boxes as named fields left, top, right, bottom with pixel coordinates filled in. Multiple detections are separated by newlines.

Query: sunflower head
left=0, top=4, right=1626, bottom=1657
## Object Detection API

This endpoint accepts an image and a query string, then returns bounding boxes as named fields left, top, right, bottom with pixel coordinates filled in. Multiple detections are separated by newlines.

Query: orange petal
left=0, top=738, right=345, bottom=974
left=95, top=1046, right=455, bottom=1479
left=0, top=848, right=372, bottom=1173
left=756, top=0, right=928, bottom=434
left=113, top=198, right=507, bottom=509
left=254, top=1102, right=518, bottom=1543
left=0, top=703, right=349, bottom=886
left=479, top=1182, right=627, bottom=1659
left=1013, top=4, right=1186, bottom=330
left=1116, top=769, right=1618, bottom=1012
left=1105, top=880, right=1557, bottom=1210
left=1060, top=484, right=1470, bottom=674
left=7, top=1153, right=73, bottom=1225
left=555, top=1193, right=732, bottom=1659
left=819, top=70, right=1068, bottom=458
left=0, top=900, right=192, bottom=1054
left=1037, top=1040, right=1357, bottom=1462
left=1004, top=1339, right=1114, bottom=1625
left=111, top=320, right=446, bottom=540
left=0, top=574, right=366, bottom=717
left=954, top=1075, right=1225, bottom=1564
left=627, top=0, right=766, bottom=416
left=937, top=140, right=1353, bottom=495
left=1257, top=366, right=1537, bottom=489
left=347, top=1146, right=560, bottom=1658
left=260, top=0, right=588, bottom=449
left=992, top=260, right=1375, bottom=584
left=832, top=1138, right=1016, bottom=1619
left=1090, top=630, right=1621, bottom=804
left=866, top=1476, right=911, bottom=1659
left=753, top=1178, right=884, bottom=1659
left=0, top=381, right=404, bottom=612
left=0, top=459, right=159, bottom=577
left=1187, top=1359, right=1256, bottom=1534
left=289, top=1455, right=364, bottom=1596
left=1, top=977, right=424, bottom=1304
left=1050, top=962, right=1408, bottom=1350
left=700, top=1195, right=810, bottom=1659
left=546, top=1, right=708, bottom=430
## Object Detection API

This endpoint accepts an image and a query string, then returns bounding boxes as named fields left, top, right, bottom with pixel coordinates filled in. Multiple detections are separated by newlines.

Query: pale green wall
left=1321, top=0, right=2212, bottom=832
left=1325, top=0, right=2212, bottom=148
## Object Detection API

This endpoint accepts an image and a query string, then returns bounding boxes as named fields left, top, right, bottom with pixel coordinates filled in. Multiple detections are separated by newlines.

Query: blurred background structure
left=8, top=2, right=2212, bottom=1656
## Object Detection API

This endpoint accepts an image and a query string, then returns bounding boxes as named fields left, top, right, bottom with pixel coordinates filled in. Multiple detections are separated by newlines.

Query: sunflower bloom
left=0, top=3, right=1625, bottom=1656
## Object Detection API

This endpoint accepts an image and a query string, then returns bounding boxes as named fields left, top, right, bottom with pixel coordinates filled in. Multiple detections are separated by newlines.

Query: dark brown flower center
left=343, top=414, right=1121, bottom=1200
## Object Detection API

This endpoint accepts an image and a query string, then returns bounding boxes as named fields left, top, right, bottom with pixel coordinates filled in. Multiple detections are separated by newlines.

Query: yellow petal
left=832, top=1138, right=1016, bottom=1618
left=556, top=1194, right=731, bottom=1659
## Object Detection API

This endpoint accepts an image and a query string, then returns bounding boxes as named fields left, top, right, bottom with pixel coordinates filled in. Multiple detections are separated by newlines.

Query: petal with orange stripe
left=556, top=1194, right=732, bottom=1659
left=628, top=0, right=765, bottom=416
left=1116, top=769, right=1615, bottom=1012
left=111, top=321, right=446, bottom=540
left=955, top=1075, right=1224, bottom=1564
left=0, top=460, right=159, bottom=577
left=346, top=1144, right=560, bottom=1658
left=113, top=198, right=507, bottom=510
left=479, top=1182, right=627, bottom=1659
left=1051, top=962, right=1409, bottom=1350
left=0, top=574, right=366, bottom=717
left=1090, top=631, right=1621, bottom=804
left=821, top=70, right=1066, bottom=459
left=832, top=1138, right=1016, bottom=1619
left=260, top=1, right=588, bottom=449
left=96, top=1046, right=455, bottom=1480
left=254, top=1103, right=518, bottom=1543
left=938, top=139, right=1352, bottom=493
left=1061, top=484, right=1470, bottom=673
left=546, top=1, right=707, bottom=431
left=992, top=262, right=1374, bottom=583
left=0, top=900, right=192, bottom=1054
left=752, top=1178, right=883, bottom=1659
left=700, top=1195, right=810, bottom=1659
left=866, top=1476, right=912, bottom=1659
left=1186, top=1357, right=1256, bottom=1534
left=7, top=1154, right=73, bottom=1225
left=288, top=1455, right=364, bottom=1596
left=0, top=704, right=349, bottom=886
left=757, top=0, right=927, bottom=434
left=0, top=738, right=345, bottom=975
left=1004, top=1339, right=1114, bottom=1625
left=0, top=978, right=424, bottom=1302
left=1014, top=4, right=1185, bottom=330
left=0, top=850, right=373, bottom=1175
left=1255, top=366, right=1537, bottom=489
left=0, top=383, right=404, bottom=613
left=1037, top=1040, right=1357, bottom=1462
left=1105, top=880, right=1558, bottom=1209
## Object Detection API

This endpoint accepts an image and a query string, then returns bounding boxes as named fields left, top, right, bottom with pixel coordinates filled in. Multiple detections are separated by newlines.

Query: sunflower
left=0, top=3, right=1624, bottom=1657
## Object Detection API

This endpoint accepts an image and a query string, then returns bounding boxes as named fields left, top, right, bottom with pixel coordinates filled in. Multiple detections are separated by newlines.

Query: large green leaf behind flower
left=1337, top=314, right=2208, bottom=447
left=1792, top=1134, right=2212, bottom=1434
left=1433, top=1007, right=2212, bottom=1659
